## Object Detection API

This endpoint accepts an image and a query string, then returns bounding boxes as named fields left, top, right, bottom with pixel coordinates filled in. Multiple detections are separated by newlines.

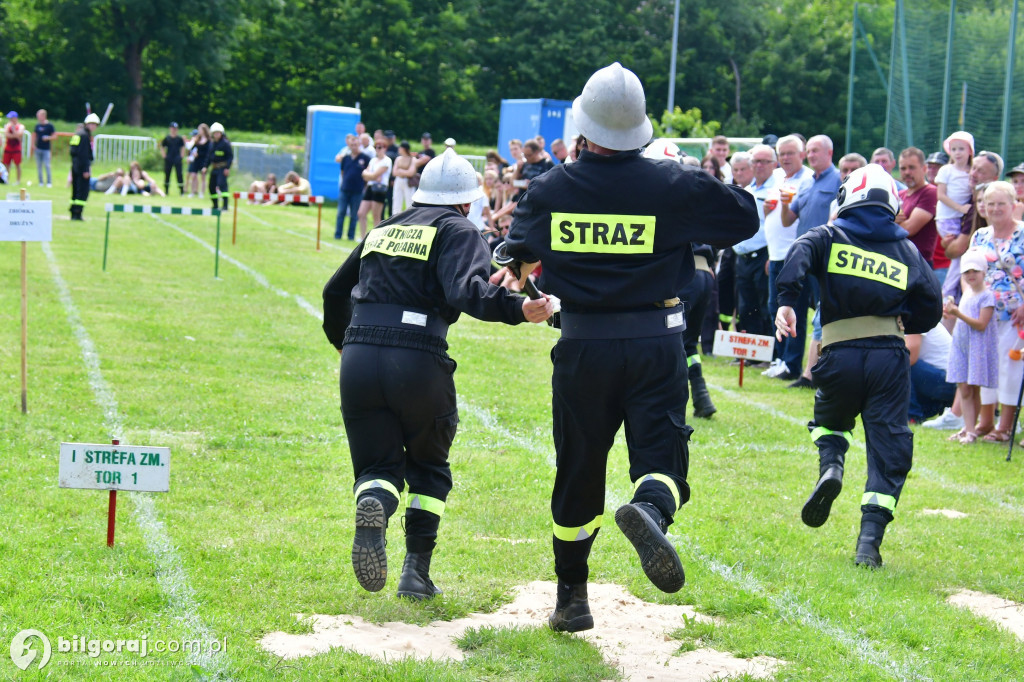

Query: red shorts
left=3, top=149, right=21, bottom=166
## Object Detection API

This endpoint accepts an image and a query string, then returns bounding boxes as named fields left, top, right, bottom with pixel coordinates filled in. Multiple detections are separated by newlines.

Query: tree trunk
left=729, top=57, right=742, bottom=119
left=124, top=41, right=145, bottom=125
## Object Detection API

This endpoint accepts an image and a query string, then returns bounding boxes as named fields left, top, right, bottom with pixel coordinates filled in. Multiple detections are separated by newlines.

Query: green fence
left=847, top=0, right=1022, bottom=164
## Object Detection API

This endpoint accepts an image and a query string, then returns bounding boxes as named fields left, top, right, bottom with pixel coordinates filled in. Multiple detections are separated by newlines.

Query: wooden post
left=107, top=439, right=119, bottom=547
left=231, top=193, right=239, bottom=245
left=738, top=358, right=745, bottom=387
left=316, top=203, right=322, bottom=251
left=19, top=187, right=27, bottom=414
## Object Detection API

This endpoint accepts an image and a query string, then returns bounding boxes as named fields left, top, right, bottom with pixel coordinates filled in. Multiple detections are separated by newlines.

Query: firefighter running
left=774, top=163, right=942, bottom=568
left=498, top=63, right=758, bottom=631
left=322, top=148, right=553, bottom=600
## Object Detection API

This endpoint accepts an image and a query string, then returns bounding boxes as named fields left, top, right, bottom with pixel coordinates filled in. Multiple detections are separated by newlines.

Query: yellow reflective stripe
left=550, top=212, right=656, bottom=254
left=810, top=427, right=853, bottom=444
left=407, top=493, right=445, bottom=517
left=69, top=200, right=88, bottom=206
left=70, top=135, right=81, bottom=146
left=719, top=314, right=732, bottom=324
left=861, top=492, right=897, bottom=511
left=354, top=478, right=400, bottom=502
left=361, top=224, right=437, bottom=261
left=552, top=515, right=602, bottom=542
left=687, top=354, right=701, bottom=367
left=633, top=473, right=681, bottom=511
left=827, top=243, right=907, bottom=290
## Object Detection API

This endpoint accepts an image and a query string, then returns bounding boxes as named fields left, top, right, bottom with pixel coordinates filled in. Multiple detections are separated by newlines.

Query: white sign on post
left=59, top=443, right=171, bottom=492
left=0, top=200, right=52, bottom=241
left=712, top=330, right=776, bottom=362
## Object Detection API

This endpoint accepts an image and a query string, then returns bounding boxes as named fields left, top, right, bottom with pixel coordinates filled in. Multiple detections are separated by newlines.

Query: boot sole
left=801, top=476, right=842, bottom=528
left=352, top=497, right=387, bottom=592
left=615, top=504, right=685, bottom=593
left=397, top=585, right=442, bottom=601
left=549, top=610, right=594, bottom=632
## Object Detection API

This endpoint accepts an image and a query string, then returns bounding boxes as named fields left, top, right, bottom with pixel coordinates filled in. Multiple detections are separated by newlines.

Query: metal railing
left=93, top=135, right=157, bottom=162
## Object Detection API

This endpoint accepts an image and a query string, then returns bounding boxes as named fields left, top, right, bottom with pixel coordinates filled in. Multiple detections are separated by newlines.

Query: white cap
left=84, top=113, right=100, bottom=125
left=960, top=249, right=988, bottom=274
left=210, top=122, right=225, bottom=134
left=572, top=62, right=653, bottom=151
left=412, top=148, right=485, bottom=205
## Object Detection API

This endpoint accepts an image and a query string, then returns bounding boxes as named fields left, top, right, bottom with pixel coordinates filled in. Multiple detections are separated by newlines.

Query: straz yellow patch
left=361, top=225, right=437, bottom=261
left=550, top=213, right=656, bottom=254
left=827, top=243, right=907, bottom=290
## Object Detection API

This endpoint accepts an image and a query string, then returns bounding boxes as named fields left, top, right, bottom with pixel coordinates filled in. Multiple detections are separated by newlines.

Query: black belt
left=560, top=306, right=686, bottom=340
left=350, top=303, right=449, bottom=340
left=735, top=246, right=767, bottom=259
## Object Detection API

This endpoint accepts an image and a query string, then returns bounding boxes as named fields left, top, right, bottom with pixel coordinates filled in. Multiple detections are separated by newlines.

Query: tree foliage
left=2, top=0, right=863, bottom=146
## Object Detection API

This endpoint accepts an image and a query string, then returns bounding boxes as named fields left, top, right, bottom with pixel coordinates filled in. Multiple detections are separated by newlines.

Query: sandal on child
left=958, top=432, right=978, bottom=445
left=975, top=425, right=994, bottom=437
left=982, top=430, right=1010, bottom=443
left=948, top=429, right=967, bottom=442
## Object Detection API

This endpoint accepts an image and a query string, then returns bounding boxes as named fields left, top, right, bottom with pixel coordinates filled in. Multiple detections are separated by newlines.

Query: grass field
left=1, top=156, right=1023, bottom=681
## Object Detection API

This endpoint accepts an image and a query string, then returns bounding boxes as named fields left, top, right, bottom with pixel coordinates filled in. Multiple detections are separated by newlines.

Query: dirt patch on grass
left=920, top=509, right=968, bottom=518
left=947, top=590, right=1024, bottom=641
left=261, top=581, right=782, bottom=681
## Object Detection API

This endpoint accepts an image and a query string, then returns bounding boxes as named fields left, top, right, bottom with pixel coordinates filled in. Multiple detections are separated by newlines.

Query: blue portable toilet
left=497, top=99, right=576, bottom=163
left=305, top=105, right=362, bottom=200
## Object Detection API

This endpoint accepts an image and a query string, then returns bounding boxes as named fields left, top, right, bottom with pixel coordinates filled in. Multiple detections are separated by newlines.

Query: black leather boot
left=801, top=464, right=844, bottom=528
left=396, top=551, right=442, bottom=600
left=854, top=513, right=888, bottom=569
left=614, top=502, right=685, bottom=593
left=689, top=363, right=717, bottom=419
left=548, top=582, right=593, bottom=632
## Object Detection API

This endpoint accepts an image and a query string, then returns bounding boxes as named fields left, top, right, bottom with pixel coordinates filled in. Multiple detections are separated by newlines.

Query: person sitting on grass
left=264, top=171, right=310, bottom=204
left=112, top=161, right=165, bottom=196
left=248, top=173, right=278, bottom=202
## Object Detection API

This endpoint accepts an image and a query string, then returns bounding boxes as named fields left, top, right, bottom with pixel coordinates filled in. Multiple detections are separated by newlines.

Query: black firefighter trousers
left=809, top=338, right=913, bottom=523
left=341, top=343, right=459, bottom=553
left=550, top=333, right=693, bottom=586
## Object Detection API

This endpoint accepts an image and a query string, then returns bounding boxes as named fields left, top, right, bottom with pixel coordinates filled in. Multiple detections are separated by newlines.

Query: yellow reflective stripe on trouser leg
left=719, top=313, right=733, bottom=324
left=633, top=473, right=681, bottom=512
left=687, top=354, right=701, bottom=367
left=553, top=515, right=602, bottom=542
left=407, top=493, right=445, bottom=517
left=810, top=427, right=853, bottom=444
left=354, top=478, right=400, bottom=502
left=861, top=492, right=897, bottom=511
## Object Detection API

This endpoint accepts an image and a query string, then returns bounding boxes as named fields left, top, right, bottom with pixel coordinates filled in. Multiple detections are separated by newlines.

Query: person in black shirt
left=204, top=122, right=233, bottom=210
left=33, top=109, right=56, bottom=187
left=775, top=163, right=942, bottom=568
left=69, top=113, right=100, bottom=220
left=498, top=63, right=758, bottom=632
left=160, top=122, right=187, bottom=195
left=323, top=148, right=553, bottom=599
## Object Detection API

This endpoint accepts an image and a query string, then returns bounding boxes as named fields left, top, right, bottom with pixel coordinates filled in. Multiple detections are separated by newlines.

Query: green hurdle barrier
left=103, top=204, right=223, bottom=277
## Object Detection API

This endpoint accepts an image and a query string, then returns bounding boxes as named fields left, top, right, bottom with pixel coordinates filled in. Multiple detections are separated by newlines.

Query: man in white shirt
left=906, top=323, right=956, bottom=424
left=764, top=135, right=809, bottom=378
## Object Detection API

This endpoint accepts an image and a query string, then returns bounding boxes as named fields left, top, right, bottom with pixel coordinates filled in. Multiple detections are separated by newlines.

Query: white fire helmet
left=835, top=163, right=901, bottom=217
left=210, top=122, right=225, bottom=134
left=643, top=139, right=681, bottom=162
left=412, top=148, right=485, bottom=205
left=84, top=113, right=100, bottom=125
left=572, top=62, right=653, bottom=152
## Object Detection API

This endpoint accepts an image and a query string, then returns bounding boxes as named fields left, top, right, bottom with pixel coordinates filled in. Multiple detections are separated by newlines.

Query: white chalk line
left=238, top=207, right=354, bottom=254
left=707, top=381, right=1024, bottom=515
left=42, top=242, right=231, bottom=676
left=137, top=221, right=925, bottom=676
left=149, top=214, right=323, bottom=322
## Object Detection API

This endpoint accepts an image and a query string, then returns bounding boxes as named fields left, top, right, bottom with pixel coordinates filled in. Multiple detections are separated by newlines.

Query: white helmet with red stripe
left=835, top=163, right=901, bottom=217
left=642, top=139, right=681, bottom=162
